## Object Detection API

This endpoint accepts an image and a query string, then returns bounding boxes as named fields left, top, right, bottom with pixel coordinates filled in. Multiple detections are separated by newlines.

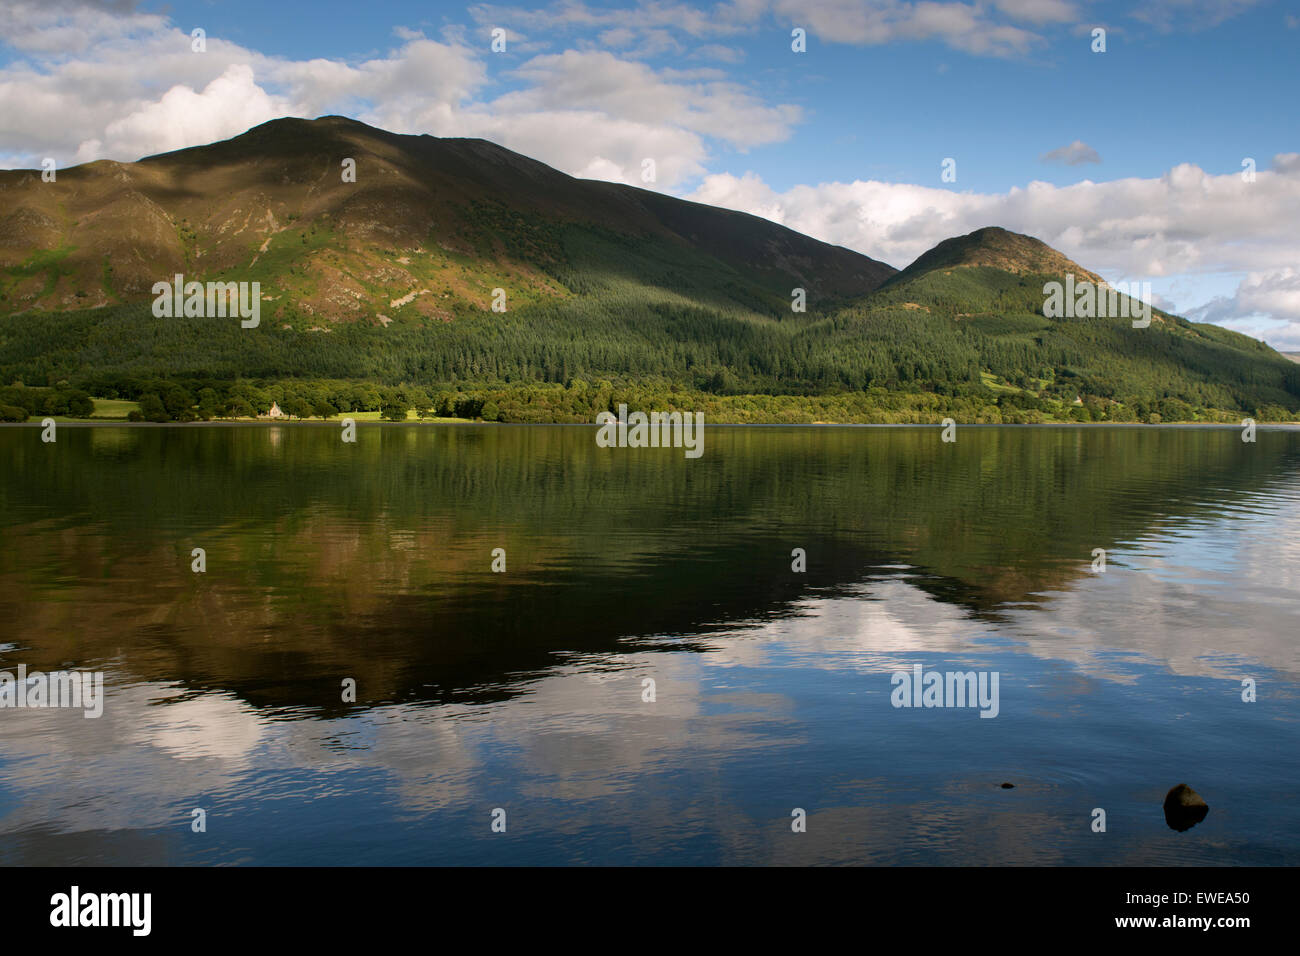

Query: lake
left=0, top=423, right=1297, bottom=865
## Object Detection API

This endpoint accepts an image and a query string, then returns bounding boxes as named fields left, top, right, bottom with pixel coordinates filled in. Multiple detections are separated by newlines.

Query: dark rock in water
left=1000, top=782, right=1015, bottom=789
left=1163, top=783, right=1209, bottom=832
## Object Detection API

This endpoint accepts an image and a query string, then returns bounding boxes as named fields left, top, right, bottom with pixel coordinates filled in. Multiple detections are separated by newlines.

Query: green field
left=91, top=398, right=141, bottom=419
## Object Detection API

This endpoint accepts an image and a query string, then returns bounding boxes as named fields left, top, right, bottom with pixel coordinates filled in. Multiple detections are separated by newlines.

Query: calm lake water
left=0, top=424, right=1297, bottom=865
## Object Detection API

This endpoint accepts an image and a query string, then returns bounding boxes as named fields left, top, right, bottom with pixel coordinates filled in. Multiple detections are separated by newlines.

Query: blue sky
left=1, top=0, right=1298, bottom=344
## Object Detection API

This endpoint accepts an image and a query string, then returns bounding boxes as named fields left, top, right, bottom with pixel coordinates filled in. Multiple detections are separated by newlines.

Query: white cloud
left=0, top=0, right=164, bottom=55
left=268, top=39, right=489, bottom=121
left=992, top=0, right=1079, bottom=23
left=84, top=64, right=290, bottom=161
left=497, top=50, right=797, bottom=149
left=599, top=26, right=638, bottom=47
left=1040, top=140, right=1101, bottom=166
left=1188, top=269, right=1300, bottom=349
left=468, top=0, right=764, bottom=40
left=1225, top=268, right=1300, bottom=319
left=772, top=0, right=1042, bottom=56
left=692, top=43, right=747, bottom=63
left=472, top=0, right=1070, bottom=58
left=451, top=108, right=714, bottom=186
left=1132, top=0, right=1263, bottom=31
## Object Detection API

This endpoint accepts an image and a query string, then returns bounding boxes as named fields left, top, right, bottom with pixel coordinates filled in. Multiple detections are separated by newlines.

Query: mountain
left=0, top=117, right=1296, bottom=424
left=0, top=115, right=894, bottom=321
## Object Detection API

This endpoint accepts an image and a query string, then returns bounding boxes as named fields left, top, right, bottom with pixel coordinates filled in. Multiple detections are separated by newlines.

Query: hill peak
left=890, top=226, right=1103, bottom=285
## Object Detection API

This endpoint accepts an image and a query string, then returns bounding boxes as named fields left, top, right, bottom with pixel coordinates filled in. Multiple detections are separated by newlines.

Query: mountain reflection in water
left=0, top=424, right=1296, bottom=865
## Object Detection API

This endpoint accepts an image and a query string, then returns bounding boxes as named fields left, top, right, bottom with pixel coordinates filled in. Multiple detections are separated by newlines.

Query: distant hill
left=0, top=117, right=1296, bottom=424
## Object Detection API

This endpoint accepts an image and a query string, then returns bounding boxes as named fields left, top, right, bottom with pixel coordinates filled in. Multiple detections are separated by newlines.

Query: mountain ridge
left=0, top=116, right=1296, bottom=425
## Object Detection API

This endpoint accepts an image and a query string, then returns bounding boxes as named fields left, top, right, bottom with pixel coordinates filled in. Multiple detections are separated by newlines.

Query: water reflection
left=0, top=425, right=1296, bottom=864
